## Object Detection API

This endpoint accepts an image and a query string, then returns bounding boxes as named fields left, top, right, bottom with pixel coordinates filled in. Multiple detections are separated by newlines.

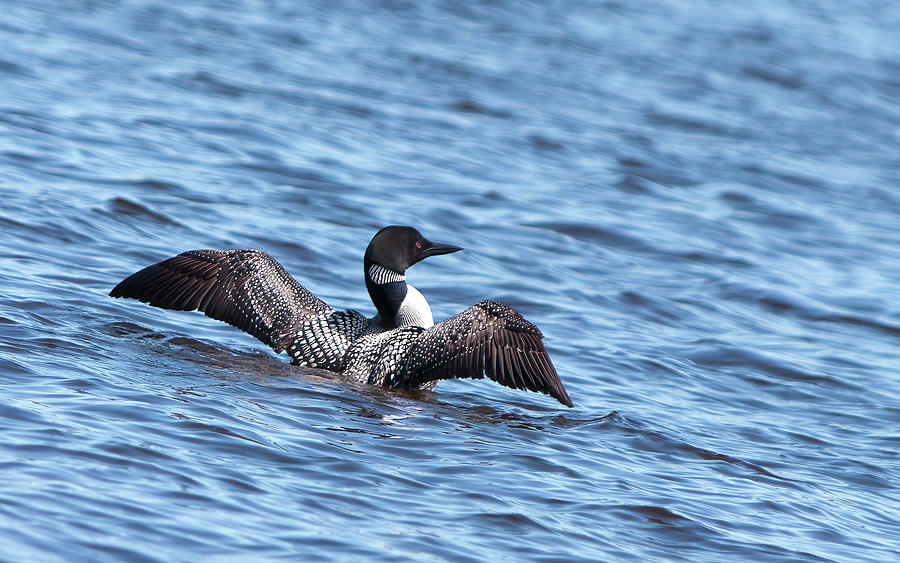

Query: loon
left=109, top=226, right=573, bottom=407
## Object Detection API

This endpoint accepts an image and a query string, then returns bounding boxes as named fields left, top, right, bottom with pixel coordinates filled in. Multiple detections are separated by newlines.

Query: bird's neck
left=365, top=262, right=434, bottom=329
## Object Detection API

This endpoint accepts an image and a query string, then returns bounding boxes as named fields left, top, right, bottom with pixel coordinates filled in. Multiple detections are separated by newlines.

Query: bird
left=109, top=226, right=573, bottom=407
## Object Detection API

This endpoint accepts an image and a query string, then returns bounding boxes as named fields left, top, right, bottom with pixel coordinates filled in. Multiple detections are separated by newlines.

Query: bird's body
left=109, top=226, right=573, bottom=407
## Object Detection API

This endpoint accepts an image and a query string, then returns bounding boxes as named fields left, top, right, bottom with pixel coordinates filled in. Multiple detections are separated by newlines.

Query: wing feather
left=394, top=300, right=573, bottom=407
left=110, top=249, right=332, bottom=352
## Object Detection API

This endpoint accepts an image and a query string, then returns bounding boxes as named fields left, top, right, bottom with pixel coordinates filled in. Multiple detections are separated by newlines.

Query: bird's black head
left=364, top=226, right=463, bottom=274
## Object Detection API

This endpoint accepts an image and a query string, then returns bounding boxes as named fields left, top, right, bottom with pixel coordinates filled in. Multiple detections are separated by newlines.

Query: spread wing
left=393, top=300, right=573, bottom=407
left=109, top=249, right=332, bottom=352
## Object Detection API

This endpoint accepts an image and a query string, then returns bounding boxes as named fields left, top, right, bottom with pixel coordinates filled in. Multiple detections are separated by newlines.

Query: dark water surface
left=2, top=0, right=899, bottom=560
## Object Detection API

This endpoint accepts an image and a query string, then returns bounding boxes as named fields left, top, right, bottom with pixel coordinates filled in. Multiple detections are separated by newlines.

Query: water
left=2, top=0, right=899, bottom=560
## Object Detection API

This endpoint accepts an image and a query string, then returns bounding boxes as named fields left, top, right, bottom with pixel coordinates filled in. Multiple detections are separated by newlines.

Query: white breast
left=396, top=284, right=434, bottom=328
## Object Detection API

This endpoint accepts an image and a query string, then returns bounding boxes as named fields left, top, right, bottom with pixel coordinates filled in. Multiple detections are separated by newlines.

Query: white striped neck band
left=367, top=263, right=406, bottom=284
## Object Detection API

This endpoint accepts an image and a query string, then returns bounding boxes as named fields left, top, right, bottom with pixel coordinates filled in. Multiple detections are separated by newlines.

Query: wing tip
left=556, top=389, right=574, bottom=408
left=539, top=362, right=574, bottom=408
left=108, top=276, right=138, bottom=300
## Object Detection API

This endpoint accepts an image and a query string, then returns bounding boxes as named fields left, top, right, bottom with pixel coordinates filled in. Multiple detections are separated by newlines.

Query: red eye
left=415, top=241, right=421, bottom=249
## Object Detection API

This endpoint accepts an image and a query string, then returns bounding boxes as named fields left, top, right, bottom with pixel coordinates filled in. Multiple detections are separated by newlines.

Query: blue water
left=2, top=0, right=899, bottom=560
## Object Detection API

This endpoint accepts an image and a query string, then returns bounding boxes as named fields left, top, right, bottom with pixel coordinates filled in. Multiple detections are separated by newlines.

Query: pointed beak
left=421, top=240, right=464, bottom=258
